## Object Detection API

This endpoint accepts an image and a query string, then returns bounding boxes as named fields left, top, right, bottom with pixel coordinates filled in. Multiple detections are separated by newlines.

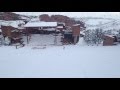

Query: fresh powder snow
left=0, top=37, right=120, bottom=78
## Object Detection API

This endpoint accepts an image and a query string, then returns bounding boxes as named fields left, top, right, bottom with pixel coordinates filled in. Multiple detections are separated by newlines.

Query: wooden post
left=27, top=35, right=29, bottom=44
left=26, top=28, right=29, bottom=44
left=73, top=36, right=77, bottom=44
left=54, top=28, right=57, bottom=45
left=72, top=24, right=80, bottom=45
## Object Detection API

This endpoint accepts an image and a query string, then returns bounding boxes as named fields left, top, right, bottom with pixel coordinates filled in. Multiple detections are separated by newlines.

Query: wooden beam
left=54, top=28, right=57, bottom=45
left=26, top=28, right=29, bottom=44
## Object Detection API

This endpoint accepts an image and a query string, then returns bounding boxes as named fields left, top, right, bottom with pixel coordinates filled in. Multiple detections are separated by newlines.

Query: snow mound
left=77, top=37, right=87, bottom=46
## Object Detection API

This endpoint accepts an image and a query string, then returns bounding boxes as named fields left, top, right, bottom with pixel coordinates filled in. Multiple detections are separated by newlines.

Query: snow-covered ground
left=85, top=18, right=113, bottom=26
left=23, top=34, right=62, bottom=46
left=0, top=37, right=120, bottom=78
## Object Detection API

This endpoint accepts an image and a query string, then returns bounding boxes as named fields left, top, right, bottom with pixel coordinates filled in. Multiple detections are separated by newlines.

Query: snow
left=1, top=12, right=120, bottom=78
left=0, top=29, right=2, bottom=32
left=73, top=24, right=80, bottom=26
left=105, top=35, right=115, bottom=38
left=30, top=17, right=40, bottom=22
left=43, top=28, right=56, bottom=31
left=14, top=12, right=120, bottom=19
left=4, top=37, right=10, bottom=45
left=86, top=26, right=99, bottom=30
left=111, top=30, right=119, bottom=35
left=80, top=31, right=85, bottom=35
left=24, top=21, right=57, bottom=27
left=0, top=37, right=120, bottom=78
left=57, top=26, right=63, bottom=28
left=11, top=29, right=19, bottom=32
left=20, top=16, right=29, bottom=20
left=98, top=20, right=120, bottom=31
left=0, top=20, right=25, bottom=28
left=85, top=19, right=120, bottom=35
left=85, top=18, right=113, bottom=26
left=23, top=34, right=62, bottom=46
left=0, top=35, right=3, bottom=38
left=58, top=22, right=65, bottom=26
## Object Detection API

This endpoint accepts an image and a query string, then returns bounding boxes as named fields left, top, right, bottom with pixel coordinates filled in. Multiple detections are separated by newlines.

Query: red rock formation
left=39, top=14, right=85, bottom=29
left=39, top=14, right=51, bottom=22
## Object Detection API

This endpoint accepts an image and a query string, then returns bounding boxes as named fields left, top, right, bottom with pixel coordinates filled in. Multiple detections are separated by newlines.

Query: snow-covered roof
left=11, top=29, right=19, bottom=32
left=30, top=17, right=40, bottom=22
left=24, top=21, right=57, bottom=27
left=57, top=26, right=63, bottom=28
left=58, top=22, right=65, bottom=26
left=105, top=35, right=115, bottom=38
left=20, top=16, right=31, bottom=21
left=0, top=20, right=25, bottom=29
left=73, top=24, right=80, bottom=26
left=43, top=28, right=56, bottom=31
left=85, top=18, right=113, bottom=26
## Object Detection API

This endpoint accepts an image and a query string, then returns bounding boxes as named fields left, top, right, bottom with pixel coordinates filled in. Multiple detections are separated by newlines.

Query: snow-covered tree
left=84, top=29, right=103, bottom=45
left=94, top=29, right=103, bottom=45
left=103, top=30, right=112, bottom=35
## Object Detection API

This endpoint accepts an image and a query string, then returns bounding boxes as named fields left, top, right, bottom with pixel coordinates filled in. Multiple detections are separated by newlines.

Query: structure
left=103, top=35, right=117, bottom=46
left=63, top=24, right=80, bottom=45
left=24, top=21, right=59, bottom=44
left=0, top=20, right=25, bottom=46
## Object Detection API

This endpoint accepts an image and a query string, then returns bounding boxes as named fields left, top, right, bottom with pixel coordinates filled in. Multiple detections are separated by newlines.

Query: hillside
left=0, top=12, right=85, bottom=28
left=39, top=14, right=85, bottom=28
left=0, top=12, right=30, bottom=20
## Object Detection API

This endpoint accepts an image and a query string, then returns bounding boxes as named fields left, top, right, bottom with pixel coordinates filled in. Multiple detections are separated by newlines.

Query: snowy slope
left=76, top=17, right=120, bottom=35
left=85, top=18, right=113, bottom=26
left=14, top=12, right=120, bottom=19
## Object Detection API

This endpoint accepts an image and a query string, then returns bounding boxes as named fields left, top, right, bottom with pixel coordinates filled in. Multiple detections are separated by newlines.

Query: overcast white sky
left=15, top=12, right=120, bottom=18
